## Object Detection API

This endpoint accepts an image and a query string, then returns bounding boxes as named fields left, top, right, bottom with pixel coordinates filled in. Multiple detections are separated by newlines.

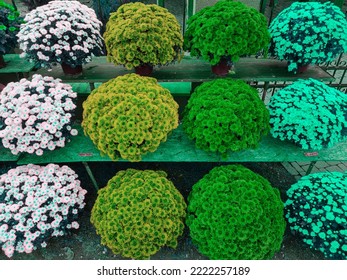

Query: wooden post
left=184, top=0, right=195, bottom=32
left=260, top=0, right=269, bottom=13
left=156, top=0, right=165, bottom=7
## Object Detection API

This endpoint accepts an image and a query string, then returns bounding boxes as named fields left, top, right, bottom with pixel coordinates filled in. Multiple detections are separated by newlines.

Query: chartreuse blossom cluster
left=285, top=172, right=347, bottom=259
left=82, top=74, right=179, bottom=162
left=17, top=0, right=103, bottom=68
left=187, top=165, right=285, bottom=259
left=269, top=79, right=347, bottom=150
left=184, top=0, right=270, bottom=65
left=0, top=74, right=78, bottom=155
left=104, top=2, right=183, bottom=69
left=182, top=79, right=270, bottom=155
left=91, top=169, right=186, bottom=259
left=269, top=1, right=347, bottom=73
left=0, top=164, right=87, bottom=258
left=0, top=0, right=23, bottom=55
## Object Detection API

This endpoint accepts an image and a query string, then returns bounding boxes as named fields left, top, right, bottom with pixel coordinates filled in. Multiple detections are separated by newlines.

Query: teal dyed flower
left=182, top=79, right=270, bottom=155
left=269, top=2, right=347, bottom=73
left=184, top=0, right=270, bottom=65
left=187, top=165, right=286, bottom=260
left=269, top=79, right=347, bottom=150
left=285, top=172, right=347, bottom=259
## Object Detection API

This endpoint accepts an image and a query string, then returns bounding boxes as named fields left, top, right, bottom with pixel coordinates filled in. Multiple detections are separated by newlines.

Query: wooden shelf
left=0, top=54, right=37, bottom=75
left=16, top=124, right=347, bottom=164
left=30, top=56, right=335, bottom=84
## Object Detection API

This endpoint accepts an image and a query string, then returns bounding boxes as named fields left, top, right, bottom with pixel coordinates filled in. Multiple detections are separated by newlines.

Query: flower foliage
left=269, top=79, right=347, bottom=150
left=269, top=1, right=347, bottom=73
left=82, top=73, right=179, bottom=162
left=285, top=172, right=347, bottom=259
left=0, top=164, right=87, bottom=258
left=183, top=0, right=270, bottom=65
left=91, top=169, right=186, bottom=259
left=182, top=79, right=270, bottom=155
left=0, top=74, right=78, bottom=156
left=17, top=0, right=103, bottom=68
left=104, top=2, right=183, bottom=69
left=0, top=0, right=23, bottom=55
left=187, top=165, right=285, bottom=259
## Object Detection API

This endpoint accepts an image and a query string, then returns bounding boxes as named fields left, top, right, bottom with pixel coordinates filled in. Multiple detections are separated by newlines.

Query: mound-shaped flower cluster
left=91, top=169, right=186, bottom=259
left=184, top=0, right=270, bottom=65
left=0, top=164, right=87, bottom=258
left=269, top=1, right=347, bottom=73
left=82, top=74, right=179, bottom=161
left=269, top=79, right=347, bottom=150
left=187, top=165, right=285, bottom=259
left=182, top=79, right=270, bottom=154
left=285, top=172, right=347, bottom=259
left=0, top=74, right=78, bottom=155
left=17, top=0, right=103, bottom=68
left=0, top=1, right=23, bottom=56
left=104, top=2, right=183, bottom=69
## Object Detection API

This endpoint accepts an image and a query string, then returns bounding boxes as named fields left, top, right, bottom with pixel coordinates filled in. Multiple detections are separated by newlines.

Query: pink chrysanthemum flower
left=17, top=0, right=103, bottom=68
left=0, top=164, right=87, bottom=258
left=0, top=75, right=78, bottom=155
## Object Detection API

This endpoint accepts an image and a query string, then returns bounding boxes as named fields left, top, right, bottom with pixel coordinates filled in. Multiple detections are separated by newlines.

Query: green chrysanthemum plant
left=269, top=79, right=347, bottom=150
left=0, top=1, right=23, bottom=67
left=269, top=1, right=347, bottom=73
left=82, top=73, right=179, bottom=162
left=91, top=169, right=187, bottom=259
left=182, top=79, right=270, bottom=155
left=285, top=172, right=347, bottom=259
left=104, top=2, right=183, bottom=75
left=187, top=164, right=286, bottom=259
left=183, top=0, right=270, bottom=76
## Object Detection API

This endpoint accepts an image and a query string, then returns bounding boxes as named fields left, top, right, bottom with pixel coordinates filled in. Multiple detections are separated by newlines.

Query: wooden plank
left=17, top=125, right=220, bottom=164
left=70, top=82, right=191, bottom=96
left=16, top=124, right=347, bottom=164
left=0, top=149, right=20, bottom=162
left=156, top=0, right=165, bottom=7
left=31, top=56, right=334, bottom=84
left=0, top=54, right=37, bottom=74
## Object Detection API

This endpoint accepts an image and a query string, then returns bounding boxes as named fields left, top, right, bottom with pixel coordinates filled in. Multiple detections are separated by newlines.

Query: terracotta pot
left=61, top=63, right=83, bottom=75
left=211, top=58, right=232, bottom=76
left=135, top=64, right=153, bottom=76
left=297, top=64, right=309, bottom=74
left=0, top=54, right=6, bottom=69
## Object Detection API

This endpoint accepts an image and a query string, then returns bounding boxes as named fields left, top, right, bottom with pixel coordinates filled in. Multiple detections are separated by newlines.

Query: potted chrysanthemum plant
left=183, top=0, right=270, bottom=76
left=17, top=0, right=103, bottom=75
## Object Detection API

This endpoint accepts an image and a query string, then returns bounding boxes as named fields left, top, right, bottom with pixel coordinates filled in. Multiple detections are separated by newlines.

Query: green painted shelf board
left=0, top=54, right=37, bottom=74
left=16, top=124, right=347, bottom=165
left=31, top=56, right=334, bottom=83
left=0, top=149, right=20, bottom=162
left=70, top=82, right=191, bottom=96
left=17, top=125, right=220, bottom=164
